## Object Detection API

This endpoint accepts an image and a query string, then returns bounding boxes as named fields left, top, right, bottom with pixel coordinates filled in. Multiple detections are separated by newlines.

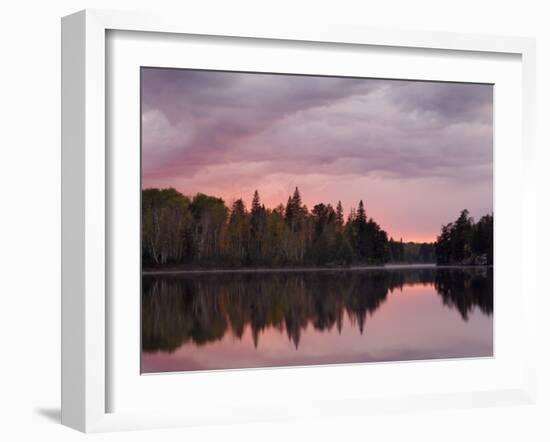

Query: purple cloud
left=141, top=67, right=493, bottom=241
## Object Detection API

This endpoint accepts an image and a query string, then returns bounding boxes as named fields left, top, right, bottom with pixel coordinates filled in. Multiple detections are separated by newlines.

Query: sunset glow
left=141, top=68, right=493, bottom=242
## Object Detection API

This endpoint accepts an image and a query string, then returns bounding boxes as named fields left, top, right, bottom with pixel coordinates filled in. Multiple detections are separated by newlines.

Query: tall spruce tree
left=336, top=201, right=344, bottom=230
left=356, top=200, right=367, bottom=223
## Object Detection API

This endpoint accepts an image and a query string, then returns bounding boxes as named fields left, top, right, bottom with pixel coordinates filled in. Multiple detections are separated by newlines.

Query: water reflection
left=142, top=267, right=492, bottom=370
left=434, top=269, right=493, bottom=320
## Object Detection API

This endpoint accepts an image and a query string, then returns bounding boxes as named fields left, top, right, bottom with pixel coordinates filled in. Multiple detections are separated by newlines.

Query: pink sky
left=141, top=68, right=493, bottom=243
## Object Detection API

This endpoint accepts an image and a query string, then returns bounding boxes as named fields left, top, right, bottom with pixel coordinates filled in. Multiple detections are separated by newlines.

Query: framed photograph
left=139, top=68, right=496, bottom=374
left=61, top=9, right=537, bottom=432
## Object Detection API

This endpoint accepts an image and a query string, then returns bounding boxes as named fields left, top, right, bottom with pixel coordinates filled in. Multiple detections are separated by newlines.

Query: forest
left=434, top=209, right=493, bottom=265
left=142, top=187, right=434, bottom=268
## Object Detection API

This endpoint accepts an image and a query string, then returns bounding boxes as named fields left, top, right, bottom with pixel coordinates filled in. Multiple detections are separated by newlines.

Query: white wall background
left=0, top=1, right=548, bottom=441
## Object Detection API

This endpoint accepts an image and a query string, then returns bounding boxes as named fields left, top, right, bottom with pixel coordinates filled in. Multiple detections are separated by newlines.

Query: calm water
left=141, top=267, right=493, bottom=373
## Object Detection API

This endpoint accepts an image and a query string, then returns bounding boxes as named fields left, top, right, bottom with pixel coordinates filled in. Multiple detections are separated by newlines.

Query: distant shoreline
left=142, top=263, right=492, bottom=276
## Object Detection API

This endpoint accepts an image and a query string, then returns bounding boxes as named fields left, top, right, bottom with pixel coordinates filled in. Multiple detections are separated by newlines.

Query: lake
left=141, top=266, right=493, bottom=373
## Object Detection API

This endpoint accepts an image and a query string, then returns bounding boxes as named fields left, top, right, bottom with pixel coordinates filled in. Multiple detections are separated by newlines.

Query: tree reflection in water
left=142, top=267, right=492, bottom=353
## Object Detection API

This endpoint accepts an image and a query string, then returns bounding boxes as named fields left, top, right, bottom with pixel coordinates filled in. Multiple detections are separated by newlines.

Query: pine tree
left=284, top=196, right=293, bottom=222
left=356, top=200, right=367, bottom=223
left=249, top=190, right=265, bottom=262
left=336, top=201, right=344, bottom=229
left=227, top=199, right=248, bottom=263
left=285, top=187, right=303, bottom=231
left=292, top=186, right=302, bottom=207
left=251, top=190, right=261, bottom=214
left=353, top=200, right=369, bottom=260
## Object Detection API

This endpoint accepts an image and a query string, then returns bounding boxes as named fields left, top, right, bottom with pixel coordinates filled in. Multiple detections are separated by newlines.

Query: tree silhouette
left=143, top=187, right=399, bottom=268
left=435, top=210, right=492, bottom=265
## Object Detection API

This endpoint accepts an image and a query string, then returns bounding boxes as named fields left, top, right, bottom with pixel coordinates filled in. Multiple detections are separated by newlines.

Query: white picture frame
left=61, top=9, right=537, bottom=433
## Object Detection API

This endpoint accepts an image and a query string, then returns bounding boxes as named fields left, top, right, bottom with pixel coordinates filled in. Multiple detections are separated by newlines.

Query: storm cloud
left=141, top=67, right=493, bottom=242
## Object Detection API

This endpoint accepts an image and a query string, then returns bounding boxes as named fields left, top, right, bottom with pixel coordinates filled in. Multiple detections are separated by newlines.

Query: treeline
left=435, top=209, right=493, bottom=265
left=142, top=268, right=493, bottom=352
left=388, top=239, right=435, bottom=263
left=142, top=187, right=393, bottom=267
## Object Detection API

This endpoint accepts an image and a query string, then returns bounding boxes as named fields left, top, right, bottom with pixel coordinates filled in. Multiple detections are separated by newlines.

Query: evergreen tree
left=435, top=210, right=492, bottom=265
left=227, top=199, right=248, bottom=264
left=249, top=190, right=266, bottom=262
left=356, top=200, right=367, bottom=223
left=292, top=186, right=302, bottom=207
left=335, top=201, right=344, bottom=230
left=251, top=190, right=261, bottom=214
left=353, top=200, right=370, bottom=260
